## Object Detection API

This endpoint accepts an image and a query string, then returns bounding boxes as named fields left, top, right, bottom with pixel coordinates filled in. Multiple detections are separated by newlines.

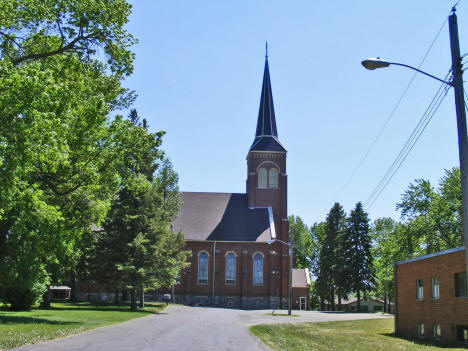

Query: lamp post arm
left=273, top=238, right=292, bottom=247
left=389, top=62, right=452, bottom=86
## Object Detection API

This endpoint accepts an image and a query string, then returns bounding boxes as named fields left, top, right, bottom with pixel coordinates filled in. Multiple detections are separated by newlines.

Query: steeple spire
left=249, top=52, right=286, bottom=152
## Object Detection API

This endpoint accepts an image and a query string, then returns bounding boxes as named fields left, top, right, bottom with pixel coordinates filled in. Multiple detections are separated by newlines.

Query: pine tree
left=94, top=113, right=188, bottom=311
left=316, top=203, right=346, bottom=310
left=347, top=202, right=374, bottom=311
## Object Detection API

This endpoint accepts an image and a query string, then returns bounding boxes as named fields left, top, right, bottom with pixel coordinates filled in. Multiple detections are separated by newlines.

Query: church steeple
left=249, top=55, right=286, bottom=152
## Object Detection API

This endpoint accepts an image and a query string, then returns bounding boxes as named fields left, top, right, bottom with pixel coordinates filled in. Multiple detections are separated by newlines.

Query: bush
left=0, top=258, right=48, bottom=310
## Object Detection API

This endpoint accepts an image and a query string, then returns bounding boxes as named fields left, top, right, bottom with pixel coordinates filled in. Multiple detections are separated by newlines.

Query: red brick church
left=171, top=56, right=310, bottom=309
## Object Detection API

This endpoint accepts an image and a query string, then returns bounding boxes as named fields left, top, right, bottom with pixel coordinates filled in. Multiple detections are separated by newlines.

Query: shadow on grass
left=0, top=315, right=80, bottom=326
left=38, top=302, right=165, bottom=313
left=380, top=333, right=468, bottom=349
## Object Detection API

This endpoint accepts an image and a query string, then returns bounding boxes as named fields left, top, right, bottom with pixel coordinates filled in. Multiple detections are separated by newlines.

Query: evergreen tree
left=347, top=202, right=374, bottom=311
left=94, top=114, right=188, bottom=311
left=316, top=203, right=346, bottom=310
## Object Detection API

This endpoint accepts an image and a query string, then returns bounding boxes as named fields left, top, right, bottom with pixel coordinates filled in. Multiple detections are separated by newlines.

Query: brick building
left=171, top=56, right=309, bottom=309
left=394, top=246, right=468, bottom=343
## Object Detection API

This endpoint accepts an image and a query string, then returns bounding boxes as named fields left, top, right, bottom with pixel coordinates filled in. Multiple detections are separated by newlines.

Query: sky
left=121, top=0, right=468, bottom=227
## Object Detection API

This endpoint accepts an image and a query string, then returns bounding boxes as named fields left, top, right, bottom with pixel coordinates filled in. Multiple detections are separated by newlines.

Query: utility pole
left=288, top=228, right=293, bottom=316
left=449, top=9, right=468, bottom=276
left=385, top=261, right=389, bottom=313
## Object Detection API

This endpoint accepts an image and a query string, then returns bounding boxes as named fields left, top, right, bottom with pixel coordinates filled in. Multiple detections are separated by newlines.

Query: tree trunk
left=356, top=289, right=361, bottom=312
left=114, top=288, right=120, bottom=305
left=40, top=287, right=51, bottom=308
left=139, top=289, right=144, bottom=308
left=330, top=288, right=335, bottom=311
left=70, top=271, right=77, bottom=302
left=320, top=298, right=324, bottom=311
left=130, top=288, right=137, bottom=311
left=122, top=288, right=128, bottom=302
left=337, top=295, right=342, bottom=311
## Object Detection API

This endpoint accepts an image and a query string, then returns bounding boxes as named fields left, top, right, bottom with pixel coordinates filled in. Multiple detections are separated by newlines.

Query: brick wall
left=292, top=287, right=309, bottom=310
left=174, top=240, right=287, bottom=308
left=395, top=248, right=468, bottom=343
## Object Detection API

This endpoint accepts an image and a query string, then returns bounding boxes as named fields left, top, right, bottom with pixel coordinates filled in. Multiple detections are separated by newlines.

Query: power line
left=334, top=13, right=448, bottom=201
left=364, top=71, right=452, bottom=210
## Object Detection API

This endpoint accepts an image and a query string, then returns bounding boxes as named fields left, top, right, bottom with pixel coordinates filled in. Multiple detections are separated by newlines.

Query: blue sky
left=123, top=0, right=467, bottom=227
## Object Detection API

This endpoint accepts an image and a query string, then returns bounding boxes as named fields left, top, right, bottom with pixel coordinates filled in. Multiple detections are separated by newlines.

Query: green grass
left=250, top=318, right=468, bottom=351
left=0, top=301, right=166, bottom=350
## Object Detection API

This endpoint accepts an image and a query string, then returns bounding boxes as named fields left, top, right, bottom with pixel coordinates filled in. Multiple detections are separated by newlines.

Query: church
left=171, top=55, right=310, bottom=309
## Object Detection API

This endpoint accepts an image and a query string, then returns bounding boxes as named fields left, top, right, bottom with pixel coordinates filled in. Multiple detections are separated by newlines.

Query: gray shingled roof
left=172, top=192, right=274, bottom=242
left=292, top=268, right=311, bottom=288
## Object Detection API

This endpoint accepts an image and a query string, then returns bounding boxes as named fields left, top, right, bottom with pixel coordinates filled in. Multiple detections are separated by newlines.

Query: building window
left=268, top=168, right=278, bottom=188
left=225, top=252, right=236, bottom=285
left=253, top=253, right=263, bottom=285
left=258, top=168, right=267, bottom=188
left=457, top=326, right=468, bottom=343
left=198, top=251, right=209, bottom=284
left=416, top=280, right=424, bottom=300
left=433, top=324, right=441, bottom=340
left=417, top=323, right=425, bottom=338
left=432, top=277, right=439, bottom=300
left=455, top=272, right=467, bottom=297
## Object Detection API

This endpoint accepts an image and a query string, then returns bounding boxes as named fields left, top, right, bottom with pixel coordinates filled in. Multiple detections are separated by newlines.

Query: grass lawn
left=0, top=301, right=166, bottom=350
left=250, top=318, right=468, bottom=351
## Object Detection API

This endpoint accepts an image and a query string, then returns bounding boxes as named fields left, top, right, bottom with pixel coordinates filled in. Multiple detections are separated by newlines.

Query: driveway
left=13, top=306, right=392, bottom=351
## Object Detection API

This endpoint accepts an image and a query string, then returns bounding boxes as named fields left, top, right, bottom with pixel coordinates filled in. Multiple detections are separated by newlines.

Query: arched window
left=253, top=253, right=263, bottom=285
left=198, top=251, right=209, bottom=284
left=258, top=168, right=267, bottom=188
left=225, top=252, right=236, bottom=285
left=269, top=168, right=278, bottom=188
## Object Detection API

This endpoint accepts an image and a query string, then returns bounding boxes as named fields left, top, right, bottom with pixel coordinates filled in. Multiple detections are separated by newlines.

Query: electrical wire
left=364, top=71, right=452, bottom=210
left=333, top=16, right=448, bottom=201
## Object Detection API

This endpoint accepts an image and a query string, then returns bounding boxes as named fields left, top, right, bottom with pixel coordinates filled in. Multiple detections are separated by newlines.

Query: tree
left=289, top=215, right=313, bottom=269
left=371, top=217, right=397, bottom=312
left=395, top=168, right=462, bottom=256
left=315, top=203, right=346, bottom=311
left=0, top=0, right=136, bottom=309
left=347, top=202, right=374, bottom=311
left=94, top=115, right=188, bottom=311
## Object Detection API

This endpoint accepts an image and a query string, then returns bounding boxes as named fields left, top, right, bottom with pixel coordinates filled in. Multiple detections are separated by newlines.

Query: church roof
left=172, top=192, right=275, bottom=242
left=292, top=268, right=311, bottom=288
left=250, top=57, right=286, bottom=153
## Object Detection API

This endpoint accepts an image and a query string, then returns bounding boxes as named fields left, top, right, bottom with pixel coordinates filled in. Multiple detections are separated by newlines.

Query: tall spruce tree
left=95, top=113, right=188, bottom=311
left=347, top=202, right=374, bottom=311
left=316, top=203, right=346, bottom=310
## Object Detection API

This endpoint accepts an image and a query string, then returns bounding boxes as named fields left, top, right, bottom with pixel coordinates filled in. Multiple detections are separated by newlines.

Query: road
left=13, top=306, right=392, bottom=351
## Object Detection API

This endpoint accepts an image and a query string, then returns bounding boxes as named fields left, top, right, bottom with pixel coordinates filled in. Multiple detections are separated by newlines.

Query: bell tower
left=246, top=54, right=288, bottom=244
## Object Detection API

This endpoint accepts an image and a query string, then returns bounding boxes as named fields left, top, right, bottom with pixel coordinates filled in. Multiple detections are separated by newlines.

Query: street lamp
left=361, top=58, right=452, bottom=86
left=361, top=10, right=468, bottom=278
left=267, top=231, right=294, bottom=316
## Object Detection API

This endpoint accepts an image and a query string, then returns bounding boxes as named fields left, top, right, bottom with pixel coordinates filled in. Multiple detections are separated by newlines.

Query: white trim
left=395, top=246, right=465, bottom=266
left=268, top=207, right=276, bottom=239
left=256, top=160, right=280, bottom=171
left=305, top=268, right=311, bottom=286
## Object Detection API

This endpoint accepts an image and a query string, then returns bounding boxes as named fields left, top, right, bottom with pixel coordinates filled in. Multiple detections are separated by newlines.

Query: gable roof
left=172, top=192, right=275, bottom=242
left=292, top=268, right=311, bottom=288
left=249, top=58, right=286, bottom=153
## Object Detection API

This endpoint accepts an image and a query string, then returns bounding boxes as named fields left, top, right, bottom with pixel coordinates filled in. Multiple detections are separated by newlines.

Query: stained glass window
left=253, top=253, right=263, bottom=285
left=225, top=253, right=236, bottom=285
left=198, top=251, right=208, bottom=284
